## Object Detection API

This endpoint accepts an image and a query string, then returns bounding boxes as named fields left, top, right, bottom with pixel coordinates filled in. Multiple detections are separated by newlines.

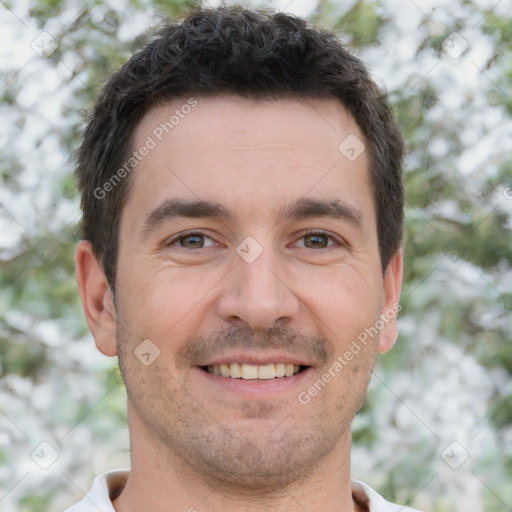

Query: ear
left=377, top=248, right=403, bottom=353
left=75, top=240, right=118, bottom=356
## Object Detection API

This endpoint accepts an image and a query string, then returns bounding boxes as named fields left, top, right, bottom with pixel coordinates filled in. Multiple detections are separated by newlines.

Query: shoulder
left=352, top=480, right=423, bottom=512
left=62, top=469, right=130, bottom=512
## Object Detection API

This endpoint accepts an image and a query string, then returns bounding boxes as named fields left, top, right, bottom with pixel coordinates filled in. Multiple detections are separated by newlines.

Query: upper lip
left=198, top=351, right=314, bottom=368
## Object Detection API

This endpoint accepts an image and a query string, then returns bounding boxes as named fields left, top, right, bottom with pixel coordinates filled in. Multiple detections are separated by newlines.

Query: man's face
left=107, top=96, right=401, bottom=487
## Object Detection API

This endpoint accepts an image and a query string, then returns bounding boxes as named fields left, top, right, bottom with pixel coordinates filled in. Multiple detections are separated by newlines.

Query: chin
left=162, top=419, right=346, bottom=492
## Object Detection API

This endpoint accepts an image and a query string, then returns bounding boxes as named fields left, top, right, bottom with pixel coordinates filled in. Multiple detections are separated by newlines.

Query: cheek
left=297, top=266, right=381, bottom=337
left=116, top=263, right=222, bottom=345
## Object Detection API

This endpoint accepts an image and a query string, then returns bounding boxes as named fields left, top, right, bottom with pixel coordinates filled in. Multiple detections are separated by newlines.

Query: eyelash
left=166, top=230, right=218, bottom=248
left=295, top=229, right=341, bottom=248
left=166, top=229, right=343, bottom=249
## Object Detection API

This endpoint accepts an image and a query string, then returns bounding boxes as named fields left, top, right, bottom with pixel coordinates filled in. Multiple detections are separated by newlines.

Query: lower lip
left=194, top=367, right=312, bottom=398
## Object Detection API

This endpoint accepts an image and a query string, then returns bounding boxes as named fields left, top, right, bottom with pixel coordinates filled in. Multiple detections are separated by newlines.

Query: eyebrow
left=142, top=199, right=233, bottom=235
left=280, top=197, right=364, bottom=229
left=141, top=197, right=364, bottom=236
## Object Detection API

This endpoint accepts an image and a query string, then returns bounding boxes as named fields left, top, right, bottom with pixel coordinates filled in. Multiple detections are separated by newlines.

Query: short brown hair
left=75, top=6, right=404, bottom=288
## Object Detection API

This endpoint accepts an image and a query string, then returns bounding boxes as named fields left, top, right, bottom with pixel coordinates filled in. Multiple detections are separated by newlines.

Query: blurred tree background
left=0, top=0, right=511, bottom=510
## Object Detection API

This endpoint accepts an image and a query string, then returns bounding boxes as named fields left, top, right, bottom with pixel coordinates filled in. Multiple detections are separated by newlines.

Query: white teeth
left=229, top=363, right=242, bottom=378
left=206, top=363, right=303, bottom=379
left=241, top=364, right=258, bottom=380
left=258, top=364, right=276, bottom=380
left=275, top=363, right=286, bottom=377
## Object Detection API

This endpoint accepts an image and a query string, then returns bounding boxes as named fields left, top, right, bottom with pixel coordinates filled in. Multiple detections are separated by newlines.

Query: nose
left=215, top=244, right=300, bottom=331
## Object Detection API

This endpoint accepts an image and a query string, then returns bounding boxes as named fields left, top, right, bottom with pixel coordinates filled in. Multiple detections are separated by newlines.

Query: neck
left=113, top=413, right=358, bottom=512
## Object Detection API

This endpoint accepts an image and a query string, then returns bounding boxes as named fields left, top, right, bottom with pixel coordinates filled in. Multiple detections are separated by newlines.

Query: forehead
left=136, top=95, right=363, bottom=157
left=124, top=95, right=374, bottom=230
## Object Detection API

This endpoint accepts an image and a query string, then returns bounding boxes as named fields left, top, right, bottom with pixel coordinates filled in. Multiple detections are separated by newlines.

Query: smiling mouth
left=200, top=363, right=309, bottom=380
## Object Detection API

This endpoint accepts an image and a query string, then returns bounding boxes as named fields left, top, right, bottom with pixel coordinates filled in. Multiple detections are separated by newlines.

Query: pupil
left=182, top=235, right=203, bottom=248
left=305, top=234, right=327, bottom=248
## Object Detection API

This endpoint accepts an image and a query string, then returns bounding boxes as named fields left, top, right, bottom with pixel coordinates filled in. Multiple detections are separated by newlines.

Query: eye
left=295, top=231, right=340, bottom=249
left=167, top=231, right=218, bottom=249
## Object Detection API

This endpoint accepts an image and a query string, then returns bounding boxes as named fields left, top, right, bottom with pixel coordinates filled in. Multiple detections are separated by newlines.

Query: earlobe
left=75, top=240, right=118, bottom=356
left=377, top=248, right=404, bottom=353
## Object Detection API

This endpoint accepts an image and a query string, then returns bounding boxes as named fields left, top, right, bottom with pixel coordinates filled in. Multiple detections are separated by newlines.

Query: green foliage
left=1, top=1, right=511, bottom=511
left=333, top=1, right=382, bottom=46
left=314, top=0, right=385, bottom=46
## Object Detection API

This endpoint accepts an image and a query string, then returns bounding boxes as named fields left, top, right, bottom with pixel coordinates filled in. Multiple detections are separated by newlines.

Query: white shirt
left=63, top=469, right=422, bottom=512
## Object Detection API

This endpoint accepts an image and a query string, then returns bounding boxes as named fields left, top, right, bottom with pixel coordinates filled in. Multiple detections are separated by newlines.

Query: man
left=69, top=6, right=418, bottom=512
